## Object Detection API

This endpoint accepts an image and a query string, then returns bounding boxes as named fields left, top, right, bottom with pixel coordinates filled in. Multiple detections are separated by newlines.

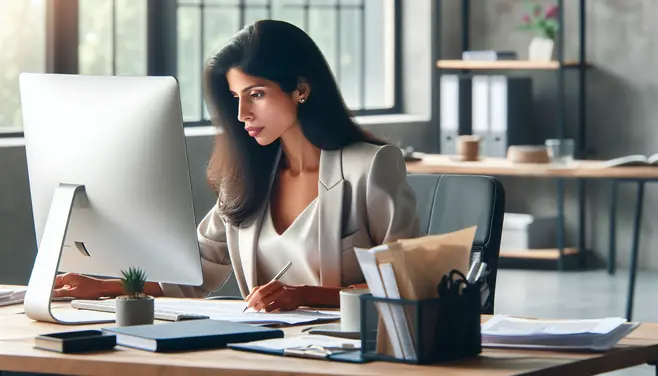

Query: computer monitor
left=19, top=73, right=203, bottom=324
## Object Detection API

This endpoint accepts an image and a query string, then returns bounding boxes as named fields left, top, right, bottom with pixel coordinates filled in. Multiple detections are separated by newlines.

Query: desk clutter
left=34, top=319, right=284, bottom=354
left=70, top=298, right=340, bottom=325
left=26, top=227, right=637, bottom=363
left=354, top=226, right=483, bottom=364
left=481, top=315, right=638, bottom=352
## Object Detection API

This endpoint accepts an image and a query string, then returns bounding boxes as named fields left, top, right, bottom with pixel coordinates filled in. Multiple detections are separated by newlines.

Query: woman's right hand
left=53, top=273, right=119, bottom=299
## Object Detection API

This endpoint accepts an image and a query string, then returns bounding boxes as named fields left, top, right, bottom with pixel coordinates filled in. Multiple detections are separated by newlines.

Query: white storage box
left=500, top=213, right=557, bottom=251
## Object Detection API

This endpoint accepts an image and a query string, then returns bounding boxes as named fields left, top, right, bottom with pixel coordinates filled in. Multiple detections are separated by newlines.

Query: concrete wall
left=441, top=0, right=658, bottom=269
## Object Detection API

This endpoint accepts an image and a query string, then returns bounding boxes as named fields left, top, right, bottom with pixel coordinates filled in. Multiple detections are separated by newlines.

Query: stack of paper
left=72, top=298, right=341, bottom=326
left=0, top=288, right=27, bottom=307
left=481, top=315, right=638, bottom=351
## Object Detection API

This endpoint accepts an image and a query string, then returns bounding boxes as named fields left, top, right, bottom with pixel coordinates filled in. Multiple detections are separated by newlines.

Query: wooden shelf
left=405, top=154, right=658, bottom=179
left=500, top=248, right=578, bottom=260
left=498, top=248, right=584, bottom=270
left=436, top=60, right=591, bottom=70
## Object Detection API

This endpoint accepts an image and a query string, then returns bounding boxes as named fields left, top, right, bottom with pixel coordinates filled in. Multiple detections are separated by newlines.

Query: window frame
left=0, top=0, right=402, bottom=137
left=174, top=0, right=403, bottom=126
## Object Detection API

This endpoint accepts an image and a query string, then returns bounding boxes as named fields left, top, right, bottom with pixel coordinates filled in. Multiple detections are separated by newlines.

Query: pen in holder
left=359, top=269, right=482, bottom=364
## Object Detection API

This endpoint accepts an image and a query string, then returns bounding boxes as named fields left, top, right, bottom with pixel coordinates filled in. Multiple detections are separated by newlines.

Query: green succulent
left=120, top=266, right=147, bottom=299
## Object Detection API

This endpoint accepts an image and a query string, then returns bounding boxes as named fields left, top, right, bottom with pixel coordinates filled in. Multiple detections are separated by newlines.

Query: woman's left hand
left=245, top=281, right=306, bottom=312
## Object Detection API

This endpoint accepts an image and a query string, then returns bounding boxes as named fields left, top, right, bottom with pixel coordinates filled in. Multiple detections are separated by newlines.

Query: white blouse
left=256, top=199, right=321, bottom=286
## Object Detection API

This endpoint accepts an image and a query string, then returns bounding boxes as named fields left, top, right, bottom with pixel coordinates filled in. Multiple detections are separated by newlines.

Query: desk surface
left=1, top=286, right=658, bottom=376
left=406, top=154, right=658, bottom=179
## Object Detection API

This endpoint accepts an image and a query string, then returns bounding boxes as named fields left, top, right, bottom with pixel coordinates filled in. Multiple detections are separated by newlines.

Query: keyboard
left=71, top=299, right=341, bottom=325
left=71, top=299, right=210, bottom=322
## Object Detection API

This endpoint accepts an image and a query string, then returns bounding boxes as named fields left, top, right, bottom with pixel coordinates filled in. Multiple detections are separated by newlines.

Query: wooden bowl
left=506, top=145, right=550, bottom=164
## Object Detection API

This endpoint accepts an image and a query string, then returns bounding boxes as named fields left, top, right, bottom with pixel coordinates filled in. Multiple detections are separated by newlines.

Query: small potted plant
left=518, top=3, right=559, bottom=61
left=116, top=266, right=154, bottom=327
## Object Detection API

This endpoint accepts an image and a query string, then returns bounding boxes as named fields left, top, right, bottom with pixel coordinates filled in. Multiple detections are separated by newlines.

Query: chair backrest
left=406, top=173, right=505, bottom=314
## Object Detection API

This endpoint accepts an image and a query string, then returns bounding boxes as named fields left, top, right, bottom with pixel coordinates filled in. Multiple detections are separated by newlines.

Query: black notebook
left=102, top=319, right=284, bottom=352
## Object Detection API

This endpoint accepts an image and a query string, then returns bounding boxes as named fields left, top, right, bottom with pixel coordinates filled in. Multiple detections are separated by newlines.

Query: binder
left=471, top=75, right=535, bottom=157
left=440, top=75, right=473, bottom=154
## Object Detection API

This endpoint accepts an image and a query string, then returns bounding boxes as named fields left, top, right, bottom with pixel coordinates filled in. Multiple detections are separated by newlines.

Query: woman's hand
left=245, top=281, right=306, bottom=312
left=53, top=273, right=118, bottom=299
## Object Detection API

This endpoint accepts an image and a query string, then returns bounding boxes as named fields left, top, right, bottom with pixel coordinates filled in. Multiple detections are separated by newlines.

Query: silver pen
left=466, top=260, right=481, bottom=283
left=242, top=261, right=293, bottom=313
left=473, top=262, right=488, bottom=282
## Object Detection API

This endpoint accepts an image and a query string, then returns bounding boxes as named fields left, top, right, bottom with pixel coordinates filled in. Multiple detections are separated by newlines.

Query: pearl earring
left=300, top=98, right=306, bottom=103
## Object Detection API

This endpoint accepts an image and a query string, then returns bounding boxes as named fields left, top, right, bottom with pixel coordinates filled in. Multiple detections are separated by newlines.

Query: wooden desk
left=405, top=154, right=656, bottom=321
left=1, top=294, right=658, bottom=376
left=405, top=154, right=658, bottom=179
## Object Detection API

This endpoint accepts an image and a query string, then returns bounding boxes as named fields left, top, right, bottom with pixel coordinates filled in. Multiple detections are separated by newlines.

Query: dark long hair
left=204, top=19, right=385, bottom=227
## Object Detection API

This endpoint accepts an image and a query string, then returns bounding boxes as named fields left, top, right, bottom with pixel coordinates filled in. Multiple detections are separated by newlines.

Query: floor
left=495, top=268, right=658, bottom=376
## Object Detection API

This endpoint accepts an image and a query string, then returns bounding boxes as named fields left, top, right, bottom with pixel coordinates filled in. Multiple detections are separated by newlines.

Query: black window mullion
left=303, top=0, right=310, bottom=31
left=47, top=0, right=79, bottom=74
left=200, top=0, right=206, bottom=120
left=359, top=0, right=365, bottom=110
left=335, top=0, right=341, bottom=85
left=112, top=0, right=117, bottom=75
left=239, top=0, right=246, bottom=28
left=147, top=0, right=177, bottom=76
left=393, top=0, right=402, bottom=113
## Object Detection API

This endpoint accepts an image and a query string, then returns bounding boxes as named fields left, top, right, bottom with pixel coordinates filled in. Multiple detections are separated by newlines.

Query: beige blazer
left=160, top=142, right=419, bottom=298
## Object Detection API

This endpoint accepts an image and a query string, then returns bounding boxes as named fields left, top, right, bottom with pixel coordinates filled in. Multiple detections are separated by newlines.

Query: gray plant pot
left=115, top=296, right=154, bottom=327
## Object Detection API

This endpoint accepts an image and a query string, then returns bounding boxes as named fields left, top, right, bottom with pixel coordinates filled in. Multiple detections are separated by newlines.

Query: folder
left=228, top=335, right=367, bottom=363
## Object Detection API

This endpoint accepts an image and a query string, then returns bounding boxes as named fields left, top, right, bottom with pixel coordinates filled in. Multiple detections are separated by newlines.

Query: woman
left=53, top=20, right=419, bottom=312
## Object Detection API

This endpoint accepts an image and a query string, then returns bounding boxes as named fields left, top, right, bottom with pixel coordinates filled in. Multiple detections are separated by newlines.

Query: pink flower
left=545, top=5, right=558, bottom=18
left=533, top=5, right=542, bottom=17
left=523, top=15, right=530, bottom=23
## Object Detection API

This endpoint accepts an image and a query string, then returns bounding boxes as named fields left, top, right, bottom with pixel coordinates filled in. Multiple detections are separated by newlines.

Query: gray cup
left=115, top=296, right=154, bottom=327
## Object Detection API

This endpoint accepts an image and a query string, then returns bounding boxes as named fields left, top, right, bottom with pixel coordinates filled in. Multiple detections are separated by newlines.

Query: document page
left=482, top=315, right=627, bottom=336
left=72, top=298, right=340, bottom=325
left=156, top=299, right=340, bottom=325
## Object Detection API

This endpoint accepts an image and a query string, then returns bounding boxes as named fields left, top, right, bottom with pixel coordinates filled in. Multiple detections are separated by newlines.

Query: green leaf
left=120, top=266, right=148, bottom=298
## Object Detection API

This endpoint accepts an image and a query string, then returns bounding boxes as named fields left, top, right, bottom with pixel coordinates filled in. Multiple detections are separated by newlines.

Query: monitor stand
left=24, top=183, right=115, bottom=324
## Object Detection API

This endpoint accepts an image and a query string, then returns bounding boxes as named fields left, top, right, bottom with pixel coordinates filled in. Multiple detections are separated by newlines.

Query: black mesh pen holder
left=359, top=271, right=482, bottom=365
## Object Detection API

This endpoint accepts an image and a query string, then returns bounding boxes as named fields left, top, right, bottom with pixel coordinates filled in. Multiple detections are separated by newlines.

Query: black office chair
left=406, top=174, right=506, bottom=314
